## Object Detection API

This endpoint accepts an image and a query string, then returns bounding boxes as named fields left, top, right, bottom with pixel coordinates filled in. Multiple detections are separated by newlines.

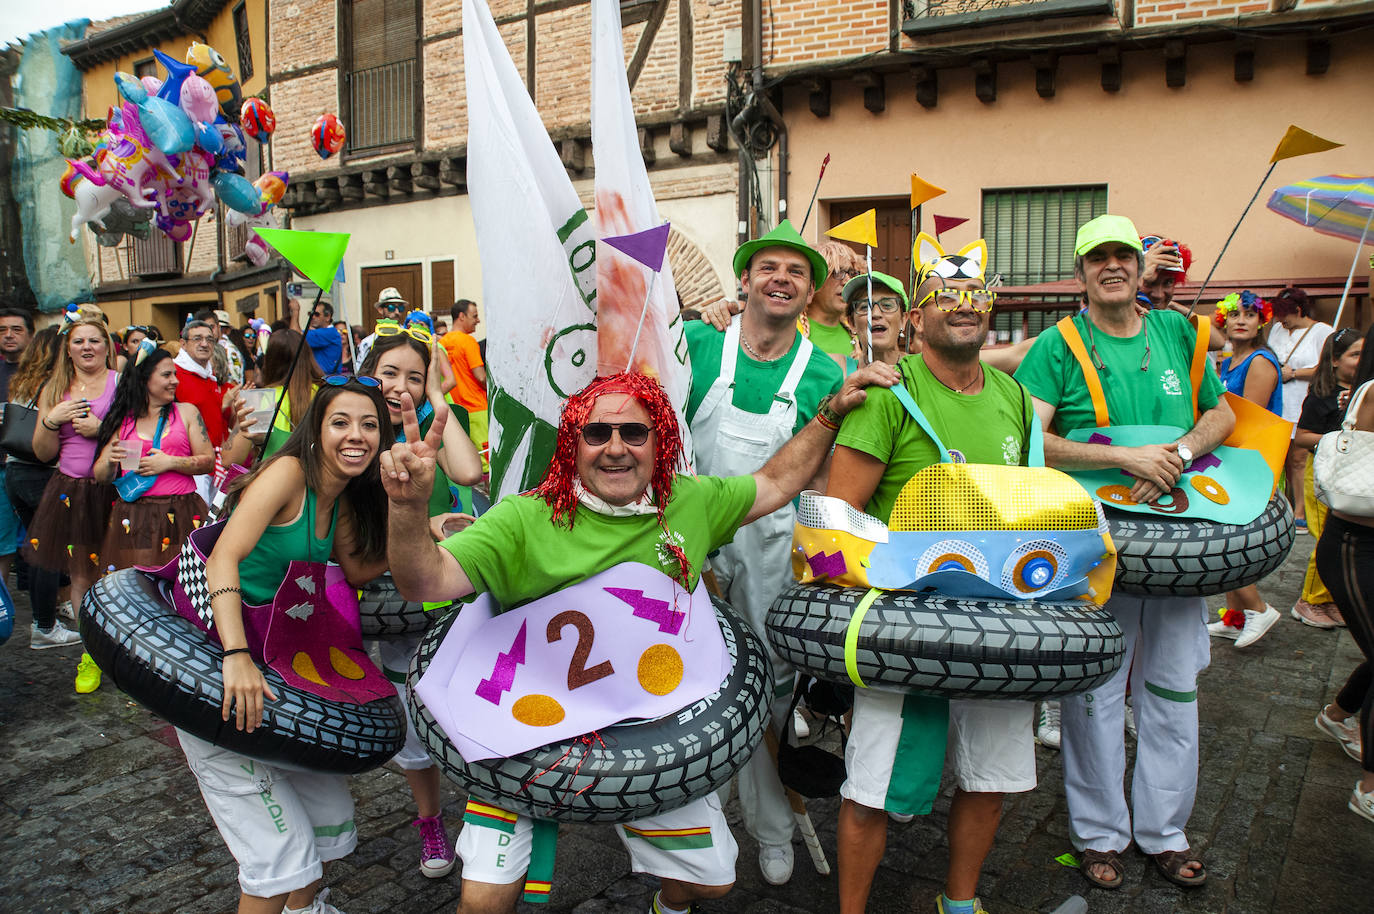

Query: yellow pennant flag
left=827, top=209, right=877, bottom=248
left=910, top=174, right=947, bottom=209
left=1270, top=125, right=1342, bottom=163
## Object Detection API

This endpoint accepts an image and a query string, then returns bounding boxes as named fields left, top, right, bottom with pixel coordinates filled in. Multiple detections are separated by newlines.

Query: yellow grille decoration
left=889, top=465, right=1100, bottom=533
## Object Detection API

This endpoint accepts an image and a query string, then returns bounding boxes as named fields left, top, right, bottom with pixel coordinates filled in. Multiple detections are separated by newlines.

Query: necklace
left=741, top=329, right=788, bottom=363
left=932, top=363, right=983, bottom=394
left=1083, top=314, right=1151, bottom=374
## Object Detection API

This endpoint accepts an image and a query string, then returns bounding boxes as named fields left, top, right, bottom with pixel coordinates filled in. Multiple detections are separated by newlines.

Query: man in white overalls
left=683, top=220, right=845, bottom=885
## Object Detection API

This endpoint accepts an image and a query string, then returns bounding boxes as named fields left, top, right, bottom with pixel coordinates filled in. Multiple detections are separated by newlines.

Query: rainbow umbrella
left=1266, top=174, right=1374, bottom=326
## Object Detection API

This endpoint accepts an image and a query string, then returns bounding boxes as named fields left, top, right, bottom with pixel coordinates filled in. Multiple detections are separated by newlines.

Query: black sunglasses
left=324, top=374, right=380, bottom=389
left=581, top=422, right=650, bottom=447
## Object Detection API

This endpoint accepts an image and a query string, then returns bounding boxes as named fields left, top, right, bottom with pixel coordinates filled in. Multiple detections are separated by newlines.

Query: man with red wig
left=381, top=362, right=896, bottom=914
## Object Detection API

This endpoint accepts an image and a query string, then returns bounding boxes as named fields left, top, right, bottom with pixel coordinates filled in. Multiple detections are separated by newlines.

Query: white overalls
left=691, top=316, right=814, bottom=849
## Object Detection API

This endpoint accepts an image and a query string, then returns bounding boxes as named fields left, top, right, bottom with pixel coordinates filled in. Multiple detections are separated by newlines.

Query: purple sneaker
left=414, top=815, right=456, bottom=878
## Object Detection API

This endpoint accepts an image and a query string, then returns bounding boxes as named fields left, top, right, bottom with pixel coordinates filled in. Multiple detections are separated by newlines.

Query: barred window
left=981, top=185, right=1107, bottom=287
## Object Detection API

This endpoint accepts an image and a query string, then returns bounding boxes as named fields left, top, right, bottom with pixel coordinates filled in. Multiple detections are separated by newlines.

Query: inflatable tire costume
left=358, top=574, right=438, bottom=638
left=408, top=597, right=773, bottom=822
left=1106, top=491, right=1294, bottom=596
left=768, top=583, right=1123, bottom=699
left=81, top=568, right=407, bottom=774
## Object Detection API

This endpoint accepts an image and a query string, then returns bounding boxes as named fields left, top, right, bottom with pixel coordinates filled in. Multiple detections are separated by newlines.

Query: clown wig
left=1213, top=290, right=1273, bottom=329
left=1140, top=235, right=1194, bottom=282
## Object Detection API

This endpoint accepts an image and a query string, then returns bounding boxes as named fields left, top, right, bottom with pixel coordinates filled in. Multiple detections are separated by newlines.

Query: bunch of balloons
left=60, top=42, right=344, bottom=256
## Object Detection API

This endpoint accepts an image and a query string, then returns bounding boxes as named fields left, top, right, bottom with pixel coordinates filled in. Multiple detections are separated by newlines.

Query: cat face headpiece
left=913, top=232, right=988, bottom=287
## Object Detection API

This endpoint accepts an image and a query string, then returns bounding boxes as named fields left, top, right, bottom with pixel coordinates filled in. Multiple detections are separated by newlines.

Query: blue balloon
left=194, top=121, right=223, bottom=155
left=113, top=71, right=147, bottom=104
left=139, top=96, right=195, bottom=155
left=153, top=49, right=196, bottom=104
left=213, top=171, right=263, bottom=215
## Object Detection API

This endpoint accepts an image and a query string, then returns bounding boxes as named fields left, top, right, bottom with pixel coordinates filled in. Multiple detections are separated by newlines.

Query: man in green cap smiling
left=1015, top=213, right=1234, bottom=892
left=683, top=219, right=844, bottom=886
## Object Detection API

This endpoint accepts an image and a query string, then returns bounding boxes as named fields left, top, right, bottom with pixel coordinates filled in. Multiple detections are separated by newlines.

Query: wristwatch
left=1176, top=443, right=1194, bottom=467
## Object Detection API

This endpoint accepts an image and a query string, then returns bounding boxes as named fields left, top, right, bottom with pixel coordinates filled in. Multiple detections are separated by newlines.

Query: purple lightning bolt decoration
left=806, top=550, right=848, bottom=578
left=1190, top=453, right=1223, bottom=473
left=475, top=621, right=527, bottom=705
left=1088, top=432, right=1113, bottom=446
left=606, top=587, right=684, bottom=635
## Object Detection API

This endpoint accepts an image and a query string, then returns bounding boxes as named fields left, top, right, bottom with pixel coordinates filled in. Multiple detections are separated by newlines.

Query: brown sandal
left=1151, top=848, right=1207, bottom=887
left=1079, top=848, right=1125, bottom=889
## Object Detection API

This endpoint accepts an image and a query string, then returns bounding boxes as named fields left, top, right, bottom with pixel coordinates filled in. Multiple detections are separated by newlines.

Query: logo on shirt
left=947, top=448, right=967, bottom=464
left=1161, top=369, right=1184, bottom=397
left=1001, top=436, right=1020, bottom=466
left=656, top=529, right=686, bottom=569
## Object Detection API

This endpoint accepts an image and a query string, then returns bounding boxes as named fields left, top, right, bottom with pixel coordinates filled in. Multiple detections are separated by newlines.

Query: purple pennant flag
left=603, top=222, right=671, bottom=272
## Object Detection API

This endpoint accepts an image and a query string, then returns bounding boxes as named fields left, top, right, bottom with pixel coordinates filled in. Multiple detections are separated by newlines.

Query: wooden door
left=430, top=259, right=454, bottom=316
left=829, top=198, right=914, bottom=289
left=360, top=263, right=422, bottom=333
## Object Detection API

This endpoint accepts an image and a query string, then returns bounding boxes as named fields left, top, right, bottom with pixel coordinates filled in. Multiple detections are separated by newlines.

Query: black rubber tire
left=358, top=574, right=439, bottom=639
left=408, top=597, right=773, bottom=822
left=1107, top=491, right=1295, bottom=597
left=766, top=583, right=1124, bottom=700
left=80, top=568, right=407, bottom=774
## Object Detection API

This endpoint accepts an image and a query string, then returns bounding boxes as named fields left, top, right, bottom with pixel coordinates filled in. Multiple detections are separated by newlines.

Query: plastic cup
left=120, top=449, right=142, bottom=472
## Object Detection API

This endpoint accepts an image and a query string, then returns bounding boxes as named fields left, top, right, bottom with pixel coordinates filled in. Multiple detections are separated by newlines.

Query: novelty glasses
left=375, top=321, right=434, bottom=344
left=581, top=422, right=651, bottom=447
left=915, top=288, right=997, bottom=313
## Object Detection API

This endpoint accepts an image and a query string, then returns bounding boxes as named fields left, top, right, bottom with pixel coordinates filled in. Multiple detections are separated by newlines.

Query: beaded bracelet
left=207, top=585, right=243, bottom=601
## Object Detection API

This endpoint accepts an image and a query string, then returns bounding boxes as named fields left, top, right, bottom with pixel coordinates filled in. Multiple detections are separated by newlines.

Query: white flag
left=465, top=0, right=598, bottom=500
left=591, top=0, right=694, bottom=465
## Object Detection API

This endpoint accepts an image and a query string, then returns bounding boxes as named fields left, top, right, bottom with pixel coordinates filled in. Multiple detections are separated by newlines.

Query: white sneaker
left=1351, top=781, right=1374, bottom=825
left=792, top=708, right=811, bottom=740
left=1234, top=605, right=1280, bottom=649
left=30, top=621, right=83, bottom=649
left=1124, top=696, right=1138, bottom=740
left=1036, top=701, right=1061, bottom=750
left=284, top=887, right=344, bottom=914
left=1315, top=706, right=1363, bottom=762
left=1207, top=619, right=1241, bottom=640
left=57, top=600, right=76, bottom=623
left=758, top=842, right=794, bottom=885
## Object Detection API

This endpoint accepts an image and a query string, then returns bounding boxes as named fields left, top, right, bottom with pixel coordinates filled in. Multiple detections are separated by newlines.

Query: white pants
left=376, top=636, right=434, bottom=771
left=1061, top=593, right=1209, bottom=855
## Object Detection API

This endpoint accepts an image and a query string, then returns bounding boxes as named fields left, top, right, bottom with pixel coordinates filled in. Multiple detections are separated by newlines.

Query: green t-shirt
left=440, top=474, right=757, bottom=609
left=835, top=356, right=1034, bottom=523
left=806, top=318, right=853, bottom=358
left=1015, top=309, right=1223, bottom=434
left=684, top=321, right=844, bottom=434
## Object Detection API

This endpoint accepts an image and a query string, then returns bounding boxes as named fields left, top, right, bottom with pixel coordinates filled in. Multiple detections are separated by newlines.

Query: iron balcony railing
left=129, top=231, right=183, bottom=277
left=348, top=58, right=416, bottom=153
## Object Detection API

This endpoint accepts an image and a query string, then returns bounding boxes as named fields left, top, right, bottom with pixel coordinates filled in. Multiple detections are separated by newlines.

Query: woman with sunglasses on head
left=1206, top=292, right=1284, bottom=649
left=7, top=327, right=82, bottom=650
left=1293, top=328, right=1365, bottom=629
left=91, top=343, right=214, bottom=571
left=28, top=307, right=120, bottom=693
left=355, top=320, right=482, bottom=879
left=185, top=377, right=395, bottom=914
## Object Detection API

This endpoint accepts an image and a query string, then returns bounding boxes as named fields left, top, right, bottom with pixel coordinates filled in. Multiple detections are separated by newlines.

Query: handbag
left=113, top=411, right=167, bottom=503
left=0, top=401, right=43, bottom=464
left=1313, top=379, right=1374, bottom=516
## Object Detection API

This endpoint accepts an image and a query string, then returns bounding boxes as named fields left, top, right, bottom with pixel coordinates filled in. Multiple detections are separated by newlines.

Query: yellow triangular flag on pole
left=910, top=174, right=947, bottom=209
left=827, top=209, right=877, bottom=248
left=1270, top=125, right=1342, bottom=163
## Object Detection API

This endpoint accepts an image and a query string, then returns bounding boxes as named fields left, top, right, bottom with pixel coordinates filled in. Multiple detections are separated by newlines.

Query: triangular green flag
left=252, top=228, right=350, bottom=292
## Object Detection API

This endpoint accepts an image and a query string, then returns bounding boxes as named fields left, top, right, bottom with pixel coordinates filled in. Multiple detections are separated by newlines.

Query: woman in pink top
left=29, top=310, right=120, bottom=618
left=93, top=344, right=214, bottom=571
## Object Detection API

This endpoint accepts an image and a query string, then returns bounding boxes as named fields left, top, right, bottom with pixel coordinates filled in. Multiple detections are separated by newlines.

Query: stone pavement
left=2, top=535, right=1371, bottom=914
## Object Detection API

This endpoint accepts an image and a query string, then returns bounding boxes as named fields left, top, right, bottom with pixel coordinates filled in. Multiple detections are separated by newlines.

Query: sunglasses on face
left=916, top=288, right=998, bottom=313
left=380, top=303, right=406, bottom=313
left=581, top=422, right=650, bottom=447
left=324, top=374, right=380, bottom=389
left=375, top=322, right=434, bottom=344
left=853, top=298, right=903, bottom=315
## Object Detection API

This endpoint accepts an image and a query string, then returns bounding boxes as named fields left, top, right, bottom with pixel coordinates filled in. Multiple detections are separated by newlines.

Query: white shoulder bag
left=1313, top=379, right=1374, bottom=516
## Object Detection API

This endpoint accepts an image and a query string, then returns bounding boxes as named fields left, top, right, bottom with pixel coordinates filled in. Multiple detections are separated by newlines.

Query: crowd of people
left=5, top=209, right=1372, bottom=914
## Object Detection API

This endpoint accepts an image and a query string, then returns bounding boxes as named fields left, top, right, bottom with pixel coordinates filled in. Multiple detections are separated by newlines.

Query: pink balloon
left=179, top=74, right=219, bottom=124
left=141, top=75, right=163, bottom=96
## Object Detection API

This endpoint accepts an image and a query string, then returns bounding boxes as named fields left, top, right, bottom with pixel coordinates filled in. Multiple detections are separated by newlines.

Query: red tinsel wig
left=1141, top=234, right=1194, bottom=282
left=534, top=372, right=686, bottom=529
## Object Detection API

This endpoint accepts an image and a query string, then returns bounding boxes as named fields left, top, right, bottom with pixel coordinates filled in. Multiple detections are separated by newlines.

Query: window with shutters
left=343, top=0, right=418, bottom=155
left=233, top=2, right=254, bottom=81
left=981, top=185, right=1107, bottom=286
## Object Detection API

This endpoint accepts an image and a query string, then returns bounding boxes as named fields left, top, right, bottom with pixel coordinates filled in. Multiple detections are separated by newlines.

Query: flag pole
left=1331, top=209, right=1374, bottom=330
left=865, top=246, right=873, bottom=365
left=625, top=270, right=659, bottom=371
left=1188, top=162, right=1277, bottom=309
left=799, top=154, right=831, bottom=234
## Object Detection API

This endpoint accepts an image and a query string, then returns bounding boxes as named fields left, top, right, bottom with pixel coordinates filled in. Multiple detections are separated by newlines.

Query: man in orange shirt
left=440, top=299, right=489, bottom=471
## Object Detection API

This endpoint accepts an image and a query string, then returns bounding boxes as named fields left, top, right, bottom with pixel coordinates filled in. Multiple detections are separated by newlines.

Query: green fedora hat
left=842, top=271, right=909, bottom=309
left=732, top=219, right=829, bottom=285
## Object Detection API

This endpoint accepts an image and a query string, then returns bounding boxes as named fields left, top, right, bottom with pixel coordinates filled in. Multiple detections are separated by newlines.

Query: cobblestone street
left=3, top=536, right=1371, bottom=913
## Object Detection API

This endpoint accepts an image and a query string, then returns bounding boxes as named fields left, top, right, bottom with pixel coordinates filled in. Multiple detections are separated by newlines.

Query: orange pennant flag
left=910, top=174, right=947, bottom=209
left=1269, top=125, right=1342, bottom=163
left=827, top=209, right=877, bottom=248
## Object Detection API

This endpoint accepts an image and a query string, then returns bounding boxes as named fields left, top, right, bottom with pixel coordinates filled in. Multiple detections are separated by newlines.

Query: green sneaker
left=936, top=896, right=989, bottom=914
left=75, top=652, right=101, bottom=694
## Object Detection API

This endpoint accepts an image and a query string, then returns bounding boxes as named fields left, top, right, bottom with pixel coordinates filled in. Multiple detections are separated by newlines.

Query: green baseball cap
left=1074, top=214, right=1145, bottom=256
left=841, top=271, right=909, bottom=309
left=732, top=219, right=829, bottom=284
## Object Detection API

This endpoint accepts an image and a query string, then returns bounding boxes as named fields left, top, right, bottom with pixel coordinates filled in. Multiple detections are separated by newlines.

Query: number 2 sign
left=414, top=563, right=730, bottom=762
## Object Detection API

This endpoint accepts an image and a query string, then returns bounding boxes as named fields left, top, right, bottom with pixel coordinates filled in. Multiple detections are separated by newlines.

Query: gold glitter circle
left=1096, top=484, right=1138, bottom=506
left=1189, top=474, right=1230, bottom=505
left=512, top=694, right=566, bottom=727
left=637, top=644, right=684, bottom=696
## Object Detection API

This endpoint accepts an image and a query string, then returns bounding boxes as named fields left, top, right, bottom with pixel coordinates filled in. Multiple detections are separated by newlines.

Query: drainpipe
left=735, top=0, right=787, bottom=246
